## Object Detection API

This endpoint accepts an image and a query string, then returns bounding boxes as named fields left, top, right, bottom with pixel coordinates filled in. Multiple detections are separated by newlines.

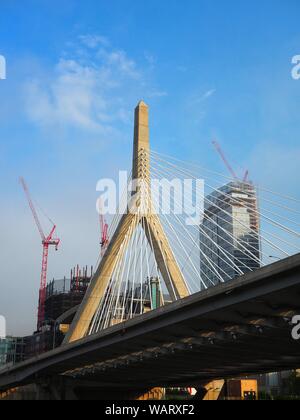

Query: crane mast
left=98, top=199, right=109, bottom=256
left=20, top=177, right=60, bottom=330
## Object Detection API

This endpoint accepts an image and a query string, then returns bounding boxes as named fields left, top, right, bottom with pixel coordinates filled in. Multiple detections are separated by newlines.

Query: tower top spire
left=133, top=100, right=150, bottom=181
left=136, top=100, right=148, bottom=109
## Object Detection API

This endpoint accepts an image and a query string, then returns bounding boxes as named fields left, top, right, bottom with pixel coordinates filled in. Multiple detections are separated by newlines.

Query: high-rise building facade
left=200, top=182, right=261, bottom=287
left=0, top=337, right=26, bottom=367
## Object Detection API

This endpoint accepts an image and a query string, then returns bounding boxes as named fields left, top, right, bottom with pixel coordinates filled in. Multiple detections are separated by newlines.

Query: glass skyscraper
left=200, top=181, right=261, bottom=288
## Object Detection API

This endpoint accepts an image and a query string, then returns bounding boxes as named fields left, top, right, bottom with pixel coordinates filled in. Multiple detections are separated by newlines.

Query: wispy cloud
left=200, top=89, right=216, bottom=101
left=144, top=52, right=156, bottom=68
left=148, top=90, right=168, bottom=98
left=25, top=59, right=111, bottom=131
left=23, top=35, right=162, bottom=133
left=79, top=34, right=110, bottom=49
left=97, top=48, right=140, bottom=80
left=184, top=88, right=216, bottom=125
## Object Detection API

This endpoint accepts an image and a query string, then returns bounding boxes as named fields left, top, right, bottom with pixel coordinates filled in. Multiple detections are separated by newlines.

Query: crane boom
left=212, top=140, right=250, bottom=183
left=212, top=141, right=238, bottom=180
left=20, top=177, right=45, bottom=240
left=20, top=177, right=60, bottom=330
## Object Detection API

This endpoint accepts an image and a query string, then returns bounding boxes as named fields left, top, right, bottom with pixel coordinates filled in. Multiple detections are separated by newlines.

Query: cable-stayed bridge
left=1, top=102, right=300, bottom=399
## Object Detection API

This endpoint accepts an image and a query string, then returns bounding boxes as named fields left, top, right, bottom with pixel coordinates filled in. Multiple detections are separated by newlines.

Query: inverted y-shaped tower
left=66, top=101, right=189, bottom=343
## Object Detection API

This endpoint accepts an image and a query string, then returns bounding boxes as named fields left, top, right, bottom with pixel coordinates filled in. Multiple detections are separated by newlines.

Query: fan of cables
left=89, top=150, right=300, bottom=335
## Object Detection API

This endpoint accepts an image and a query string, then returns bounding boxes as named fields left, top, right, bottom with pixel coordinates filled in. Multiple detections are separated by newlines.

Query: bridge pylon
left=65, top=101, right=189, bottom=343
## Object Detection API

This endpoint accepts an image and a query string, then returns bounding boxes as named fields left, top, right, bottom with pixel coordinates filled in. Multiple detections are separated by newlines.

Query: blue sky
left=0, top=0, right=300, bottom=335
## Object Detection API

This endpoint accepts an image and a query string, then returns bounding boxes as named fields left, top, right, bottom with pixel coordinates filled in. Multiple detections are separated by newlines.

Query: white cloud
left=79, top=34, right=110, bottom=49
left=144, top=52, right=156, bottom=68
left=98, top=49, right=140, bottom=80
left=190, top=88, right=217, bottom=104
left=148, top=90, right=168, bottom=98
left=201, top=89, right=216, bottom=101
left=25, top=59, right=111, bottom=131
left=24, top=36, right=148, bottom=132
left=184, top=88, right=216, bottom=125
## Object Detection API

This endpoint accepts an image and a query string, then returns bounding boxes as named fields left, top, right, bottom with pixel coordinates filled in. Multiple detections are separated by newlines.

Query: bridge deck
left=1, top=254, right=300, bottom=391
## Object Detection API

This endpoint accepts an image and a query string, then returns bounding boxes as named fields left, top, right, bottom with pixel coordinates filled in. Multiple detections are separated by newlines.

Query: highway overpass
left=1, top=254, right=300, bottom=397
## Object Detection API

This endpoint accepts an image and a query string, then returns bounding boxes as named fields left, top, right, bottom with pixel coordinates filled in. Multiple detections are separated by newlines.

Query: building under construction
left=200, top=181, right=261, bottom=287
left=44, top=266, right=92, bottom=323
left=24, top=266, right=92, bottom=360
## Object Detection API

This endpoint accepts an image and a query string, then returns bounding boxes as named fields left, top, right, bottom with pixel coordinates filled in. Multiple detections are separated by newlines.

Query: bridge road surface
left=1, top=254, right=300, bottom=392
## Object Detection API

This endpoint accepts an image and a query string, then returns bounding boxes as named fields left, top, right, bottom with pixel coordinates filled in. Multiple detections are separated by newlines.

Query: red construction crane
left=98, top=199, right=109, bottom=256
left=212, top=140, right=249, bottom=182
left=20, top=177, right=60, bottom=331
